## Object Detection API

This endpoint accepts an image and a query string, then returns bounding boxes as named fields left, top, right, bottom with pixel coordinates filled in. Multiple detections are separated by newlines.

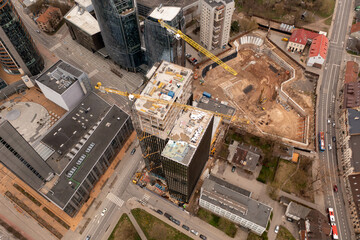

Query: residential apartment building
left=199, top=175, right=272, bottom=235
left=144, top=6, right=186, bottom=67
left=91, top=0, right=143, bottom=71
left=0, top=0, right=44, bottom=75
left=200, top=0, right=234, bottom=50
left=35, top=60, right=92, bottom=111
left=36, top=6, right=63, bottom=33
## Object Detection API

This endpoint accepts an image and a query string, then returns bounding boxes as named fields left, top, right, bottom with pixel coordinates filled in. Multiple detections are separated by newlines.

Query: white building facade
left=200, top=0, right=234, bottom=50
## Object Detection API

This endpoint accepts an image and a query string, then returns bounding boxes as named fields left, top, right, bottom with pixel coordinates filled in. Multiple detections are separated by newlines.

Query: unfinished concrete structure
left=134, top=61, right=213, bottom=201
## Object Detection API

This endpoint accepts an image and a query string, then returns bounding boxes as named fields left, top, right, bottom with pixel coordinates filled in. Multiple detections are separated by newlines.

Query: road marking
left=50, top=43, right=61, bottom=52
left=106, top=192, right=124, bottom=207
left=88, top=69, right=99, bottom=78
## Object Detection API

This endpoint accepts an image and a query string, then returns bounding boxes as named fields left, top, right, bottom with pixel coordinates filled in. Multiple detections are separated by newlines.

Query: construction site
left=193, top=35, right=314, bottom=147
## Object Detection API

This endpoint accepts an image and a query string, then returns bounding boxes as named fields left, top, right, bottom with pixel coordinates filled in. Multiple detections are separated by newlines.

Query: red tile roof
left=37, top=6, right=61, bottom=23
left=351, top=22, right=360, bottom=34
left=309, top=34, right=328, bottom=59
left=345, top=61, right=359, bottom=84
left=289, top=29, right=319, bottom=45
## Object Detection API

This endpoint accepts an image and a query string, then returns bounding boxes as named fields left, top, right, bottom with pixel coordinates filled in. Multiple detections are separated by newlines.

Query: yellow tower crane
left=95, top=82, right=249, bottom=125
left=158, top=19, right=238, bottom=76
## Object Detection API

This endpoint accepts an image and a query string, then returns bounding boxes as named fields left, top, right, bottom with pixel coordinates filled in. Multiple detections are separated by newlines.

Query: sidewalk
left=123, top=206, right=147, bottom=240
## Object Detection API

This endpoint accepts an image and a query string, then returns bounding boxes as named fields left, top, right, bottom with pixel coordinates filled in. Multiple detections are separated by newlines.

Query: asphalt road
left=317, top=0, right=353, bottom=238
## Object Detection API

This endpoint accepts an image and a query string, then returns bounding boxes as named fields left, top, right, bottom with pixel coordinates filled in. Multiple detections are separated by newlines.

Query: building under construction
left=133, top=61, right=213, bottom=202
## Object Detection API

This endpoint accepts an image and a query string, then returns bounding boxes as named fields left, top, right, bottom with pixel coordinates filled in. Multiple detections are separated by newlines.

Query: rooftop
left=197, top=96, right=236, bottom=117
left=201, top=175, right=271, bottom=228
left=344, top=82, right=360, bottom=108
left=289, top=29, right=319, bottom=45
left=350, top=135, right=360, bottom=172
left=37, top=6, right=61, bottom=23
left=286, top=201, right=311, bottom=219
left=149, top=6, right=181, bottom=21
left=75, top=0, right=93, bottom=10
left=349, top=173, right=360, bottom=213
left=309, top=34, right=328, bottom=59
left=348, top=109, right=360, bottom=135
left=40, top=93, right=130, bottom=208
left=232, top=144, right=260, bottom=173
left=345, top=61, right=359, bottom=84
left=42, top=93, right=111, bottom=173
left=137, top=0, right=198, bottom=12
left=161, top=109, right=213, bottom=165
left=134, top=61, right=192, bottom=120
left=36, top=60, right=85, bottom=95
left=65, top=6, right=100, bottom=35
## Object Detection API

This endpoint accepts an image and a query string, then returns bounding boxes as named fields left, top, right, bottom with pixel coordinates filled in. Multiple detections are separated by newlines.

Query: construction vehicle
left=132, top=172, right=142, bottom=184
left=281, top=38, right=289, bottom=42
left=95, top=82, right=249, bottom=125
left=158, top=19, right=238, bottom=76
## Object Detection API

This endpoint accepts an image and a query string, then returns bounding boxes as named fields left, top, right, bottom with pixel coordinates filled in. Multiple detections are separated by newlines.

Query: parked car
left=333, top=184, right=338, bottom=192
left=185, top=53, right=191, bottom=58
left=200, top=234, right=207, bottom=240
left=332, top=122, right=335, bottom=127
left=156, top=209, right=163, bottom=215
left=182, top=224, right=190, bottom=231
left=232, top=166, right=236, bottom=172
left=164, top=212, right=172, bottom=220
left=332, top=136, right=336, bottom=142
left=327, top=119, right=331, bottom=124
left=36, top=30, right=41, bottom=33
left=275, top=225, right=279, bottom=233
left=286, top=217, right=293, bottom=222
left=190, top=229, right=199, bottom=236
left=101, top=208, right=107, bottom=216
left=328, top=144, right=332, bottom=150
left=131, top=148, right=136, bottom=155
left=172, top=218, right=180, bottom=225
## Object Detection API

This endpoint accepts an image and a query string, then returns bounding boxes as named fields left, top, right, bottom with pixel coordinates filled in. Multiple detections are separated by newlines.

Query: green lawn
left=275, top=226, right=296, bottom=240
left=108, top=214, right=140, bottom=240
left=247, top=232, right=263, bottom=240
left=131, top=208, right=193, bottom=240
left=257, top=157, right=279, bottom=183
left=197, top=208, right=237, bottom=237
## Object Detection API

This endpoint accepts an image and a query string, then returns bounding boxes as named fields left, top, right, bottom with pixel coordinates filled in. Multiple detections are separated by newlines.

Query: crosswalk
left=139, top=194, right=150, bottom=205
left=106, top=192, right=124, bottom=207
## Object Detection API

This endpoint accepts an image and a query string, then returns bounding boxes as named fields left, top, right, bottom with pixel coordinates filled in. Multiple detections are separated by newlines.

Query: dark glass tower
left=144, top=6, right=185, bottom=67
left=91, top=0, right=143, bottom=71
left=0, top=0, right=44, bottom=76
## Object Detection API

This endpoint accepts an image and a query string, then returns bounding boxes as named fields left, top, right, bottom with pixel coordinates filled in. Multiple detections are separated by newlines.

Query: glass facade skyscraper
left=0, top=0, right=44, bottom=75
left=91, top=0, right=143, bottom=71
left=144, top=7, right=186, bottom=67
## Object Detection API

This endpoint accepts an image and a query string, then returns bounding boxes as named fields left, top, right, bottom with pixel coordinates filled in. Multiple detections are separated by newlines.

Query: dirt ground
left=194, top=47, right=308, bottom=142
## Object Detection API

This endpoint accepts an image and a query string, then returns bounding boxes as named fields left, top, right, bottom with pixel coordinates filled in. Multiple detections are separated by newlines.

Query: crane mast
left=158, top=19, right=238, bottom=76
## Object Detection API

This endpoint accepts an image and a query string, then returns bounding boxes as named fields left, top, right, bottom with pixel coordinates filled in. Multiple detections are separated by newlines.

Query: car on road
left=332, top=122, right=335, bottom=127
left=101, top=208, right=107, bottom=216
left=274, top=225, right=279, bottom=233
left=231, top=166, right=236, bottom=172
left=182, top=224, right=190, bottom=231
left=200, top=234, right=207, bottom=240
left=332, top=136, right=336, bottom=142
left=85, top=236, right=91, bottom=240
left=36, top=30, right=41, bottom=33
left=131, top=148, right=136, bottom=155
left=328, top=144, right=332, bottom=150
left=190, top=229, right=199, bottom=236
left=333, top=184, right=338, bottom=192
left=327, top=119, right=331, bottom=124
left=156, top=209, right=163, bottom=215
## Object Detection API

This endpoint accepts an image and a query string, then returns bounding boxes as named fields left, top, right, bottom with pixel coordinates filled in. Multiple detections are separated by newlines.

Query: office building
left=91, top=0, right=143, bottom=71
left=133, top=61, right=193, bottom=174
left=35, top=60, right=92, bottom=111
left=200, top=0, right=234, bottom=50
left=0, top=0, right=44, bottom=75
left=199, top=175, right=272, bottom=235
left=65, top=4, right=104, bottom=52
left=0, top=120, right=55, bottom=190
left=144, top=6, right=186, bottom=67
left=161, top=110, right=213, bottom=202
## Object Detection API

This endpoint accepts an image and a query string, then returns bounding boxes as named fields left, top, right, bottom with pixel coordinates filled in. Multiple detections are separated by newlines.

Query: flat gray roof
left=149, top=6, right=181, bottom=21
left=197, top=96, right=235, bottom=117
left=41, top=93, right=130, bottom=208
left=350, top=135, right=360, bottom=172
left=65, top=6, right=100, bottom=35
left=36, top=60, right=84, bottom=95
left=348, top=109, right=360, bottom=135
left=201, top=175, right=271, bottom=228
left=137, top=0, right=196, bottom=11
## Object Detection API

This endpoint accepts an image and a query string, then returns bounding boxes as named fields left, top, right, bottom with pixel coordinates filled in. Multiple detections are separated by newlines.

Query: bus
left=331, top=223, right=339, bottom=239
left=319, top=132, right=325, bottom=151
